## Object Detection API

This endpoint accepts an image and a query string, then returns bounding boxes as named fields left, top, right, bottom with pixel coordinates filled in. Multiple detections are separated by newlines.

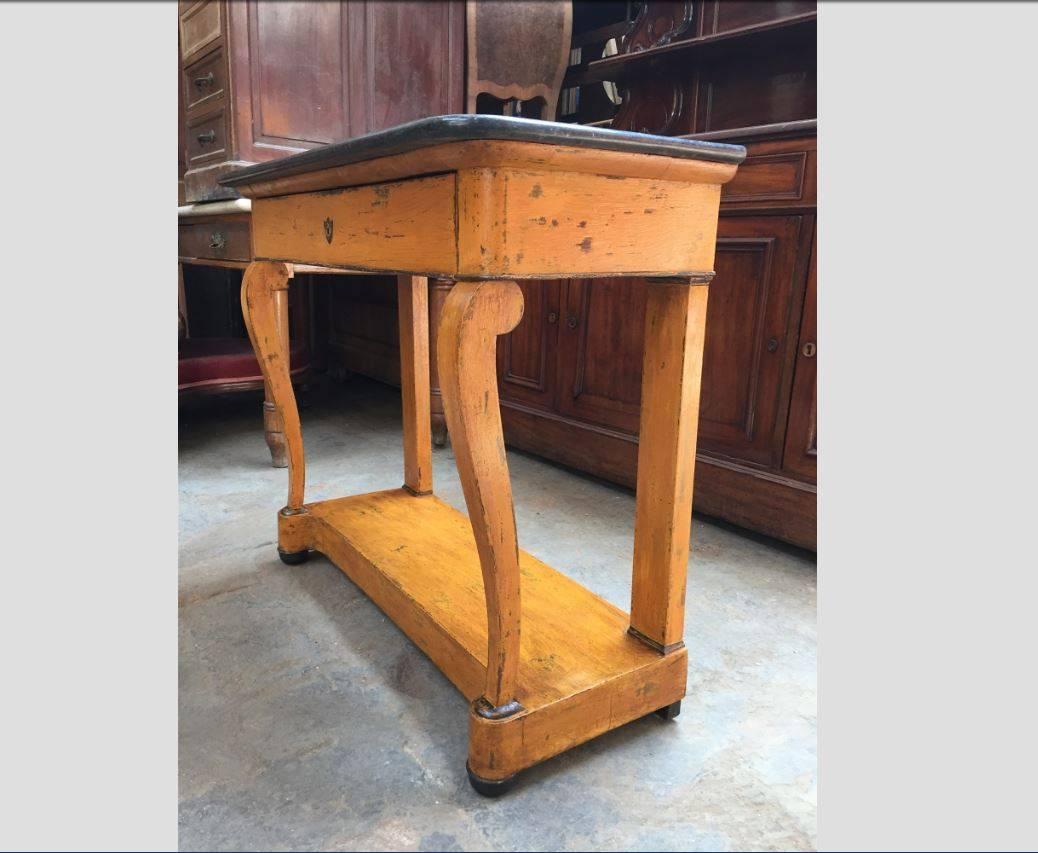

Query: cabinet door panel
left=348, top=0, right=464, bottom=135
left=783, top=236, right=816, bottom=481
left=248, top=2, right=347, bottom=148
left=698, top=215, right=804, bottom=467
left=555, top=278, right=647, bottom=434
left=498, top=280, right=561, bottom=410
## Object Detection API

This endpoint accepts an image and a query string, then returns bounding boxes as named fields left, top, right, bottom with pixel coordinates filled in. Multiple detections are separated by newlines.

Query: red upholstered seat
left=178, top=337, right=308, bottom=390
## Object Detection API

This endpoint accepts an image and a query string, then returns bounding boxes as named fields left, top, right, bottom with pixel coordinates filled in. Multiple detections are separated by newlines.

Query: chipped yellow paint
left=251, top=174, right=456, bottom=274
left=456, top=168, right=722, bottom=277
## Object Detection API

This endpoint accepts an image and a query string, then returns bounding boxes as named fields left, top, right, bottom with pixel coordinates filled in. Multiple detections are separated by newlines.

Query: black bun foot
left=655, top=700, right=682, bottom=721
left=466, top=763, right=517, bottom=797
left=278, top=548, right=310, bottom=565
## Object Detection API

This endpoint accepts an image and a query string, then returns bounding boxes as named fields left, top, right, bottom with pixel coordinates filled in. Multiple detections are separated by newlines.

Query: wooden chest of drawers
left=177, top=199, right=252, bottom=265
left=177, top=0, right=464, bottom=202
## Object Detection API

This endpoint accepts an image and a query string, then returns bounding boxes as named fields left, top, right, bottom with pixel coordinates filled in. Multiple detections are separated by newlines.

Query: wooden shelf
left=684, top=118, right=818, bottom=143
left=304, top=488, right=684, bottom=714
left=583, top=12, right=817, bottom=85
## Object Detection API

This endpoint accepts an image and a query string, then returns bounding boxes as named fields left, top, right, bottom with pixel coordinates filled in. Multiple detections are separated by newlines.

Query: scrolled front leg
left=437, top=280, right=525, bottom=712
left=241, top=261, right=306, bottom=512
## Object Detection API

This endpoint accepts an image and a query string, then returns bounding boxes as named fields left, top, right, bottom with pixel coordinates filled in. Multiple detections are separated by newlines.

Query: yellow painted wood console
left=223, top=114, right=745, bottom=795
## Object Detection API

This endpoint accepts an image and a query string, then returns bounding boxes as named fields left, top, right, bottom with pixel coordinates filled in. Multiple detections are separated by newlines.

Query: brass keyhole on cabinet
left=802, top=342, right=817, bottom=358
left=547, top=311, right=558, bottom=324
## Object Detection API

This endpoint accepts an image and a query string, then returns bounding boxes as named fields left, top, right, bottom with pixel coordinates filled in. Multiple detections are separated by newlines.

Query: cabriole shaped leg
left=437, top=280, right=525, bottom=715
left=241, top=261, right=311, bottom=563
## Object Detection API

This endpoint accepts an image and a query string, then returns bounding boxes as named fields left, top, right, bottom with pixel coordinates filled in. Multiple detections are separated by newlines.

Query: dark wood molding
left=685, top=119, right=817, bottom=144
left=586, top=12, right=817, bottom=85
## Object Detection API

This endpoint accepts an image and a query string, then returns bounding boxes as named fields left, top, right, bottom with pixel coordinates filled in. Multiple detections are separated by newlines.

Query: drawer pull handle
left=197, top=130, right=216, bottom=145
left=194, top=72, right=215, bottom=89
left=802, top=342, right=816, bottom=358
left=209, top=232, right=226, bottom=250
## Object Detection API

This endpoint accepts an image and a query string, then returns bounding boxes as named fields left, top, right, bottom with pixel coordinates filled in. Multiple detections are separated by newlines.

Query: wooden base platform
left=278, top=488, right=687, bottom=782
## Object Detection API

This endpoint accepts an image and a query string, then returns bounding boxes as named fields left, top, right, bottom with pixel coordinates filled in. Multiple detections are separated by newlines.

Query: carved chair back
left=466, top=0, right=573, bottom=120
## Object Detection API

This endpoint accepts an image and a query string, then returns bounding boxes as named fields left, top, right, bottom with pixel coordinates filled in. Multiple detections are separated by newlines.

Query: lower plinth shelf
left=279, top=487, right=687, bottom=781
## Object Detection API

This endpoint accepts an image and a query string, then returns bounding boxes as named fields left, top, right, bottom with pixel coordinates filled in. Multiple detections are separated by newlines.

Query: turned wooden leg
left=428, top=278, right=453, bottom=447
left=431, top=413, right=449, bottom=447
left=397, top=275, right=433, bottom=495
left=241, top=261, right=307, bottom=525
left=177, top=262, right=189, bottom=339
left=630, top=280, right=710, bottom=652
left=263, top=386, right=288, bottom=468
left=437, top=279, right=525, bottom=712
left=261, top=278, right=292, bottom=468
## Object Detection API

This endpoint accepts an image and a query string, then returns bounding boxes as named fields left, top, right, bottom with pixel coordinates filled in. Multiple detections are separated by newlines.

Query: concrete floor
left=179, top=377, right=816, bottom=852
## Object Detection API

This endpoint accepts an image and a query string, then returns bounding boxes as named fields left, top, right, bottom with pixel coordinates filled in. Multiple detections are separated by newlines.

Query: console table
left=221, top=114, right=745, bottom=795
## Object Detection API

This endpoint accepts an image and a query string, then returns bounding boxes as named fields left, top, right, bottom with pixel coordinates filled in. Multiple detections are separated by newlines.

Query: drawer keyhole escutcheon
left=324, top=217, right=334, bottom=244
left=802, top=342, right=817, bottom=358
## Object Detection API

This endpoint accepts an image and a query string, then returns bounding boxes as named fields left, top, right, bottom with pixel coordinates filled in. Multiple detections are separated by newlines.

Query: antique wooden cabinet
left=178, top=0, right=464, bottom=201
